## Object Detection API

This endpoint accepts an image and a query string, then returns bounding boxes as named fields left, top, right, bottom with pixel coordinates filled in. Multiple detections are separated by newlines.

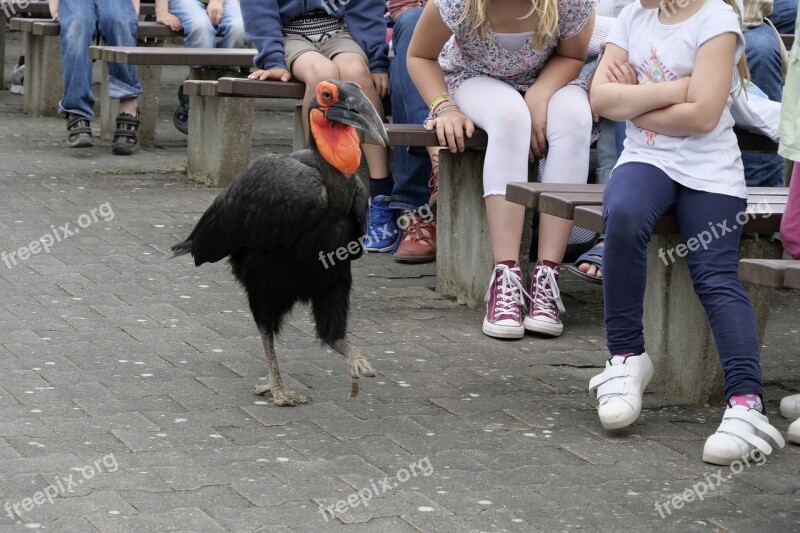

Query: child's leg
left=58, top=0, right=99, bottom=119
left=217, top=0, right=247, bottom=49
left=290, top=50, right=340, bottom=145
left=676, top=188, right=762, bottom=399
left=453, top=77, right=530, bottom=263
left=454, top=77, right=531, bottom=338
left=780, top=161, right=800, bottom=259
left=167, top=0, right=216, bottom=48
left=603, top=163, right=679, bottom=354
left=588, top=164, right=678, bottom=429
left=97, top=0, right=142, bottom=111
left=332, top=52, right=389, bottom=180
left=535, top=84, right=593, bottom=263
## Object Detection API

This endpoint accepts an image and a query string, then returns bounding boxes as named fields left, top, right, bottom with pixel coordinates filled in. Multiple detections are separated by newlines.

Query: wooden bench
left=505, top=181, right=787, bottom=405
left=88, top=46, right=255, bottom=148
left=10, top=18, right=180, bottom=118
left=738, top=259, right=800, bottom=289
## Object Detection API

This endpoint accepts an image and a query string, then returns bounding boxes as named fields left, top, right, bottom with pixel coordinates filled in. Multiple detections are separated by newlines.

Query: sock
left=610, top=353, right=639, bottom=362
left=729, top=393, right=764, bottom=412
left=538, top=259, right=559, bottom=270
left=369, top=176, right=394, bottom=198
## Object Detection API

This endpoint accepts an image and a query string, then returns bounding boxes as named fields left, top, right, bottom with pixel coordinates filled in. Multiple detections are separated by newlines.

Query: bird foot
left=272, top=386, right=310, bottom=407
left=348, top=356, right=375, bottom=398
left=254, top=382, right=310, bottom=406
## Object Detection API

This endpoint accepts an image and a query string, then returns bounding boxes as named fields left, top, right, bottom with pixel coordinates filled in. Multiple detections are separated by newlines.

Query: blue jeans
left=168, top=0, right=246, bottom=49
left=59, top=0, right=142, bottom=119
left=742, top=22, right=785, bottom=186
left=603, top=163, right=761, bottom=399
left=388, top=7, right=432, bottom=212
left=768, top=0, right=798, bottom=34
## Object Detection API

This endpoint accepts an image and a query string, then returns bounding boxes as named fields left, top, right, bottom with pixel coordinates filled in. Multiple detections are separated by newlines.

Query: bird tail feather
left=169, top=240, right=192, bottom=259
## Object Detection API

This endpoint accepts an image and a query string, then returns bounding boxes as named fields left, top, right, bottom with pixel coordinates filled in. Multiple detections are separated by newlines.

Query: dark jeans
left=602, top=163, right=762, bottom=399
left=742, top=22, right=785, bottom=186
left=768, top=0, right=798, bottom=34
left=388, top=7, right=432, bottom=212
left=59, top=0, right=142, bottom=120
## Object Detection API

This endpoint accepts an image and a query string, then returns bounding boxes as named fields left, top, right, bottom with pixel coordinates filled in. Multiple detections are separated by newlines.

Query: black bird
left=171, top=80, right=389, bottom=406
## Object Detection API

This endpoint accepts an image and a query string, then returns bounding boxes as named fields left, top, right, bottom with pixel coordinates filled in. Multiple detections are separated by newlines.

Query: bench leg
left=24, top=34, right=62, bottom=117
left=435, top=151, right=533, bottom=308
left=644, top=235, right=784, bottom=405
left=187, top=93, right=254, bottom=187
left=292, top=104, right=307, bottom=151
left=0, top=19, right=6, bottom=90
left=101, top=64, right=160, bottom=148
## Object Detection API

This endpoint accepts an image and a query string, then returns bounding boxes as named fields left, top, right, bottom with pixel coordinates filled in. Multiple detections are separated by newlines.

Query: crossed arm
left=590, top=33, right=738, bottom=136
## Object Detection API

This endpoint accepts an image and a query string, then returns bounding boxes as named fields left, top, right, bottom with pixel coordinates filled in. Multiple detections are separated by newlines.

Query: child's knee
left=302, top=60, right=340, bottom=85
left=336, top=56, right=372, bottom=86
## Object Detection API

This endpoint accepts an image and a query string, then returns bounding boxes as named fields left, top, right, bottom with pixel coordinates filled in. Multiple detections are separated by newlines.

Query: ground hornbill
left=171, top=80, right=389, bottom=406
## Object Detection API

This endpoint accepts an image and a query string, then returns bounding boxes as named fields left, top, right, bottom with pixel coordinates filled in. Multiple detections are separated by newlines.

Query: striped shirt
left=387, top=0, right=426, bottom=22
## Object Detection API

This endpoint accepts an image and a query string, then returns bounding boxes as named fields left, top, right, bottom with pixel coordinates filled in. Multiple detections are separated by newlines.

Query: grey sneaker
left=10, top=63, right=24, bottom=95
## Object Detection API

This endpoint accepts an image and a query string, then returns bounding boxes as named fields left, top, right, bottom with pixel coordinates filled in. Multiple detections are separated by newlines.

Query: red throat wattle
left=309, top=108, right=362, bottom=176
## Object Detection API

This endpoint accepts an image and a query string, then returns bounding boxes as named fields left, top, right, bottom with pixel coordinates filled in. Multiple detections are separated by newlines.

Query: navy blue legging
left=602, top=163, right=762, bottom=399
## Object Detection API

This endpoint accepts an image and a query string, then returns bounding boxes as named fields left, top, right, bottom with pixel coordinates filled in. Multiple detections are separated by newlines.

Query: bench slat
left=91, top=46, right=255, bottom=65
left=574, top=203, right=784, bottom=235
left=739, top=259, right=793, bottom=287
left=16, top=19, right=180, bottom=37
left=785, top=264, right=800, bottom=289
left=216, top=78, right=305, bottom=99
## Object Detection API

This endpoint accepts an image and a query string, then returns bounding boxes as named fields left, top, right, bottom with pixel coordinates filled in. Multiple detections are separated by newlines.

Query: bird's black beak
left=325, top=81, right=389, bottom=147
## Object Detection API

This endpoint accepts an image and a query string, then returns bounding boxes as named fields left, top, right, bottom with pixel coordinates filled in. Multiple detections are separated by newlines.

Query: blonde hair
left=455, top=0, right=559, bottom=48
left=720, top=0, right=750, bottom=90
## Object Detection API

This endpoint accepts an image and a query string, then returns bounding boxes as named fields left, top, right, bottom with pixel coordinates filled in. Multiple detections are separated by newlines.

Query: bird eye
left=321, top=89, right=333, bottom=101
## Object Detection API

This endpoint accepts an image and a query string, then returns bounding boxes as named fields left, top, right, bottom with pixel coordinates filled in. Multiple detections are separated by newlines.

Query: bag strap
left=762, top=17, right=790, bottom=81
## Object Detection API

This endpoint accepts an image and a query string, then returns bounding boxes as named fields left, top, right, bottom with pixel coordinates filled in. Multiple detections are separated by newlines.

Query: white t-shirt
left=608, top=0, right=747, bottom=198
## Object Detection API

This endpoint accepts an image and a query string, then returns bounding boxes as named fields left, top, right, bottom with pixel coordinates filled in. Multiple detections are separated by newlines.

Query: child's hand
left=156, top=12, right=183, bottom=31
left=48, top=0, right=59, bottom=20
left=607, top=59, right=637, bottom=85
left=248, top=69, right=293, bottom=82
left=207, top=0, right=223, bottom=27
left=426, top=109, right=474, bottom=153
left=371, top=73, right=388, bottom=99
left=528, top=98, right=548, bottom=160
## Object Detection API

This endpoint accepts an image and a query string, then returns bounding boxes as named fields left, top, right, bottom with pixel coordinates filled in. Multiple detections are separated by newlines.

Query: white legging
left=454, top=77, right=592, bottom=196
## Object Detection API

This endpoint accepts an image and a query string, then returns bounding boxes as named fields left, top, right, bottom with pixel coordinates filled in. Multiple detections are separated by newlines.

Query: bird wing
left=187, top=152, right=330, bottom=265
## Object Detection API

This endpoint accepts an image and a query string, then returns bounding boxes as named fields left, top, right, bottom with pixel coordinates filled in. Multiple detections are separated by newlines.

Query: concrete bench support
left=0, top=20, right=6, bottom=89
left=24, top=33, right=62, bottom=117
left=187, top=92, right=254, bottom=187
left=436, top=151, right=533, bottom=307
left=643, top=235, right=784, bottom=404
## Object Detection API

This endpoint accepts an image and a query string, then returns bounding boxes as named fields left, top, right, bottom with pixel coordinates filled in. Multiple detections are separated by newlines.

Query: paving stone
left=87, top=507, right=224, bottom=532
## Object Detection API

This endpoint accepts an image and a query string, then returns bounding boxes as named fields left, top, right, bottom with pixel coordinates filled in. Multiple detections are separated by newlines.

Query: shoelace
left=486, top=265, right=531, bottom=320
left=531, top=265, right=565, bottom=319
left=368, top=200, right=392, bottom=231
left=428, top=154, right=439, bottom=192
left=405, top=217, right=434, bottom=244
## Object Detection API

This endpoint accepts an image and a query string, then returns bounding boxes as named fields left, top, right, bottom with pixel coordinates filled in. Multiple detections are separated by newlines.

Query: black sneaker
left=173, top=84, right=189, bottom=134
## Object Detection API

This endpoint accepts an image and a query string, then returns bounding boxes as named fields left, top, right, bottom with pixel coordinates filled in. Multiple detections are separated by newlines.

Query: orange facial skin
left=309, top=81, right=362, bottom=176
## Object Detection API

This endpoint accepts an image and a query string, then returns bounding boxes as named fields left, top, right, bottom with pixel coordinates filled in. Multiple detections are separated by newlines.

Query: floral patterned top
left=435, top=0, right=594, bottom=94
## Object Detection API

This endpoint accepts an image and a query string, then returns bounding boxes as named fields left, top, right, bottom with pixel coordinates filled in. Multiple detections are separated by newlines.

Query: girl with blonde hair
left=408, top=0, right=596, bottom=339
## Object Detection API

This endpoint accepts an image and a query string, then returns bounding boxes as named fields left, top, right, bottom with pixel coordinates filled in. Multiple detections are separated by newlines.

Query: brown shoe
left=394, top=215, right=436, bottom=263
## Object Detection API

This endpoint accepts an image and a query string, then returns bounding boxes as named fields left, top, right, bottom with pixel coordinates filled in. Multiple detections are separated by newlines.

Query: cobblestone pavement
left=1, top=32, right=799, bottom=533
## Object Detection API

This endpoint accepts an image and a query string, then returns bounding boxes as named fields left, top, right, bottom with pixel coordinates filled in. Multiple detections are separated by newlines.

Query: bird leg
left=254, top=330, right=310, bottom=407
left=327, top=339, right=375, bottom=398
